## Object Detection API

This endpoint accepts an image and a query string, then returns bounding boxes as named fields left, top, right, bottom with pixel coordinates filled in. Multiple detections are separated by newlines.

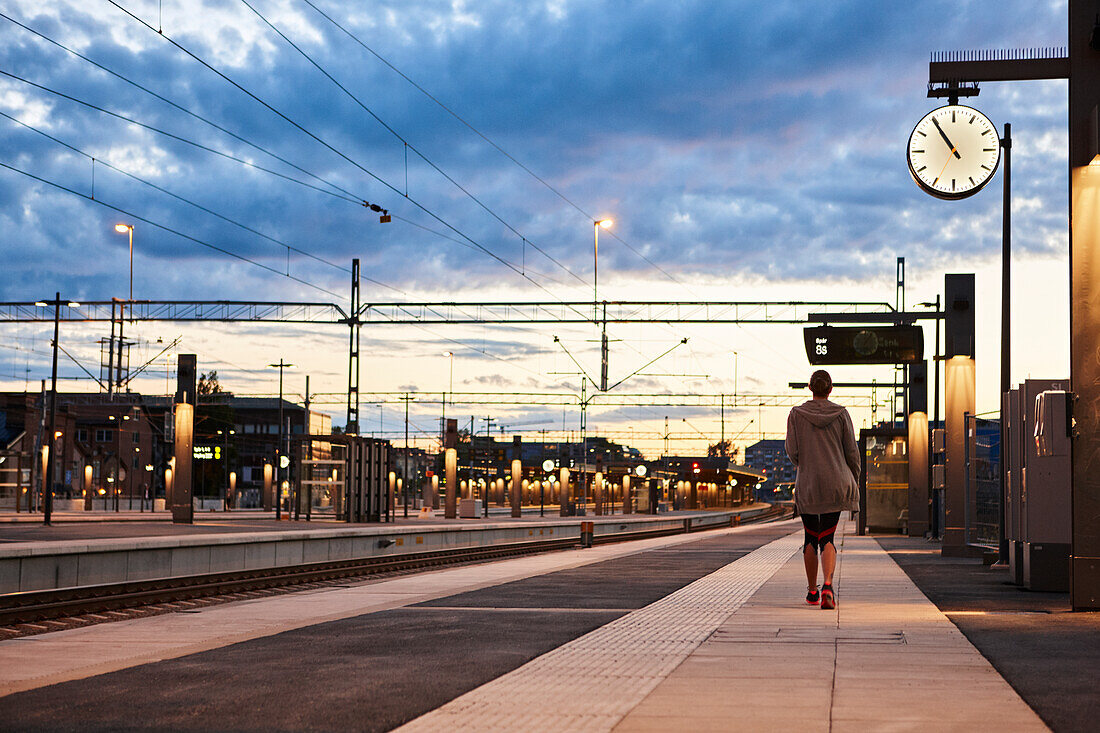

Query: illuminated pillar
left=594, top=471, right=604, bottom=516
left=262, top=463, right=272, bottom=510
left=559, top=467, right=570, bottom=516
left=83, top=464, right=92, bottom=503
left=388, top=471, right=396, bottom=517
left=431, top=474, right=439, bottom=509
left=511, top=459, right=522, bottom=517
left=622, top=476, right=632, bottom=514
left=908, top=412, right=930, bottom=537
left=445, top=448, right=457, bottom=518
left=172, top=402, right=194, bottom=524
left=229, top=471, right=237, bottom=510
left=944, top=356, right=976, bottom=555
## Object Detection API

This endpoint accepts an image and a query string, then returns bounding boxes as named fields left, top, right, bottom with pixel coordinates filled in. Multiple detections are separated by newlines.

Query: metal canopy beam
left=0, top=301, right=348, bottom=323
left=0, top=300, right=895, bottom=325
left=806, top=310, right=944, bottom=324
left=359, top=300, right=895, bottom=325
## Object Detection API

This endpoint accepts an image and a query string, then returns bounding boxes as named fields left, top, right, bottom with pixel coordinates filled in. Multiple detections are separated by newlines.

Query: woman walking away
left=785, top=370, right=861, bottom=610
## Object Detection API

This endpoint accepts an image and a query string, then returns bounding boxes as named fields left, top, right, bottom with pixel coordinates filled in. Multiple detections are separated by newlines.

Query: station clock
left=907, top=105, right=1000, bottom=200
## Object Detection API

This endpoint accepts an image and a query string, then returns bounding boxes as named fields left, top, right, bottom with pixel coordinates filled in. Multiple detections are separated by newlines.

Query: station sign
left=803, top=325, right=923, bottom=365
left=193, top=445, right=221, bottom=460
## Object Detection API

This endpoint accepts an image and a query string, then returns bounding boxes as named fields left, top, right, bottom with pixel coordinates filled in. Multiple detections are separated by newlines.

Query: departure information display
left=803, top=325, right=924, bottom=365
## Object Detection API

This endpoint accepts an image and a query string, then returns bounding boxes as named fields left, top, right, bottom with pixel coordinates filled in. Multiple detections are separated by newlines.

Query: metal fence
left=964, top=415, right=1001, bottom=549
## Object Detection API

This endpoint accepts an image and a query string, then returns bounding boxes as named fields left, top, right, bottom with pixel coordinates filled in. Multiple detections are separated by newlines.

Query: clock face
left=907, top=105, right=1000, bottom=200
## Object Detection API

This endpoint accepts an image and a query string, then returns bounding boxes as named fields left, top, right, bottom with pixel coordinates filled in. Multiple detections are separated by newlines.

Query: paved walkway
left=0, top=518, right=1050, bottom=731
left=0, top=525, right=737, bottom=697
left=400, top=519, right=1048, bottom=732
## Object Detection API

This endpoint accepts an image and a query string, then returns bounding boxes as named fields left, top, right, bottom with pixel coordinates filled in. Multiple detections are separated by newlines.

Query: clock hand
left=932, top=152, right=953, bottom=187
left=931, top=117, right=962, bottom=159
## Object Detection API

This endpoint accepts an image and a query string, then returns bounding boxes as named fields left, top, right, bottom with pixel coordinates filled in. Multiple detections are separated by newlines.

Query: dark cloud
left=0, top=0, right=1069, bottom=305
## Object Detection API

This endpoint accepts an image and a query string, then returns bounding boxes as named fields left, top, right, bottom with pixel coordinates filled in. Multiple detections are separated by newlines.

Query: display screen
left=804, top=325, right=924, bottom=365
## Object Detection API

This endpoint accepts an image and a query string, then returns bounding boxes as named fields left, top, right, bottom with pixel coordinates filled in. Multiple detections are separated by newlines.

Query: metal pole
left=277, top=364, right=284, bottom=520
left=999, top=122, right=1012, bottom=564
left=128, top=225, right=133, bottom=306
left=580, top=377, right=588, bottom=515
left=593, top=222, right=599, bottom=321
left=404, top=393, right=409, bottom=518
left=304, top=375, right=312, bottom=521
left=932, top=294, right=942, bottom=538
left=43, top=294, right=60, bottom=526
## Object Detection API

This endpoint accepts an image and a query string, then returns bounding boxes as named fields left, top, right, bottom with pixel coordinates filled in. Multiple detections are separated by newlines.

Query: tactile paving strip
left=397, top=530, right=802, bottom=732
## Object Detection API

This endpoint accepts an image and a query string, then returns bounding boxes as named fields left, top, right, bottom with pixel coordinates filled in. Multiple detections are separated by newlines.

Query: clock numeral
left=911, top=149, right=925, bottom=154
left=969, top=176, right=976, bottom=185
left=969, top=115, right=976, bottom=124
left=917, top=130, right=927, bottom=137
left=917, top=166, right=927, bottom=172
left=981, top=164, right=991, bottom=170
left=983, top=148, right=996, bottom=152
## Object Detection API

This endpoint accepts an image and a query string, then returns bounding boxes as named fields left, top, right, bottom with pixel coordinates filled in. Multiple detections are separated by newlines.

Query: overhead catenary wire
left=0, top=11, right=373, bottom=209
left=104, top=1, right=588, bottom=310
left=297, top=0, right=683, bottom=287
left=239, top=0, right=586, bottom=287
left=0, top=108, right=408, bottom=294
left=0, top=68, right=566, bottom=289
left=0, top=69, right=362, bottom=207
left=0, top=160, right=346, bottom=300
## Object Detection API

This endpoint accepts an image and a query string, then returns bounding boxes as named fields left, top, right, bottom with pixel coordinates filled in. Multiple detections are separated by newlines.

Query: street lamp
left=35, top=294, right=79, bottom=526
left=267, top=359, right=295, bottom=520
left=442, top=351, right=454, bottom=430
left=114, top=223, right=134, bottom=305
left=593, top=218, right=613, bottom=319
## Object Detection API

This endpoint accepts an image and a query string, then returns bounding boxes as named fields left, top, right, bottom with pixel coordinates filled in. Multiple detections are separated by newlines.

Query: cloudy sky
left=0, top=0, right=1072, bottom=456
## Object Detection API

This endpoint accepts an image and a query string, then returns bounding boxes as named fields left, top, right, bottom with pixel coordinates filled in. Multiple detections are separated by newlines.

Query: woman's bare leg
left=803, top=543, right=818, bottom=588
left=821, top=543, right=836, bottom=586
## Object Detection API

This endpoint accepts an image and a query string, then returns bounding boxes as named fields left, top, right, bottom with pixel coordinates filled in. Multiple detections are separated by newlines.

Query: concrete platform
left=0, top=507, right=771, bottom=594
left=0, top=518, right=1079, bottom=731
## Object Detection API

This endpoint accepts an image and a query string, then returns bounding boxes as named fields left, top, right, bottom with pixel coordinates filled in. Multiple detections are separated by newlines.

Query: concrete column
left=431, top=474, right=439, bottom=509
left=944, top=356, right=976, bottom=555
left=171, top=403, right=194, bottom=524
left=908, top=411, right=929, bottom=537
left=511, top=459, right=522, bottom=517
left=559, top=467, right=570, bottom=516
left=444, top=448, right=457, bottom=518
left=594, top=472, right=604, bottom=515
left=622, top=476, right=632, bottom=514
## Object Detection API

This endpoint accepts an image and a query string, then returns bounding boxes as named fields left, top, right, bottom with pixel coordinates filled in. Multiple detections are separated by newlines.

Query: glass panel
left=865, top=434, right=908, bottom=532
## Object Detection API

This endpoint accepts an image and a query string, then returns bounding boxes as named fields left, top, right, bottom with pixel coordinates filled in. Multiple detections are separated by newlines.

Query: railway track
left=0, top=506, right=791, bottom=636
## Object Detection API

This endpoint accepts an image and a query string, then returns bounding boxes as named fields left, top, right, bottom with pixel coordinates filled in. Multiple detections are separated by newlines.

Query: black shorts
left=801, top=511, right=841, bottom=552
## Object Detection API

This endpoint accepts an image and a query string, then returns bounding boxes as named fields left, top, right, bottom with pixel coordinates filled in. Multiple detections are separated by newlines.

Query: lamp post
left=218, top=429, right=234, bottom=511
left=35, top=294, right=79, bottom=526
left=114, top=223, right=134, bottom=306
left=267, top=359, right=295, bottom=520
left=442, top=350, right=454, bottom=435
left=593, top=218, right=612, bottom=320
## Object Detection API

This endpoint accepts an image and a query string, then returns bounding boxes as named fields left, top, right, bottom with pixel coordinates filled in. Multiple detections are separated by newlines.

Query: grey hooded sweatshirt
left=785, top=399, right=861, bottom=514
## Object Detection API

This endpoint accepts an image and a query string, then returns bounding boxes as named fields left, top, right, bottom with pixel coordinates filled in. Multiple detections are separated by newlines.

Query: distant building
left=0, top=391, right=330, bottom=511
left=744, top=439, right=796, bottom=500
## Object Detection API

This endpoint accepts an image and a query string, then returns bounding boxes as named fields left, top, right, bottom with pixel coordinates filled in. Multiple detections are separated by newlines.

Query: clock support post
left=928, top=1, right=1100, bottom=609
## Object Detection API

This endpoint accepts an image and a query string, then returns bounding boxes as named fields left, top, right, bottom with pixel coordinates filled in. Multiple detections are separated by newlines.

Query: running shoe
left=820, top=584, right=836, bottom=610
left=806, top=588, right=820, bottom=605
